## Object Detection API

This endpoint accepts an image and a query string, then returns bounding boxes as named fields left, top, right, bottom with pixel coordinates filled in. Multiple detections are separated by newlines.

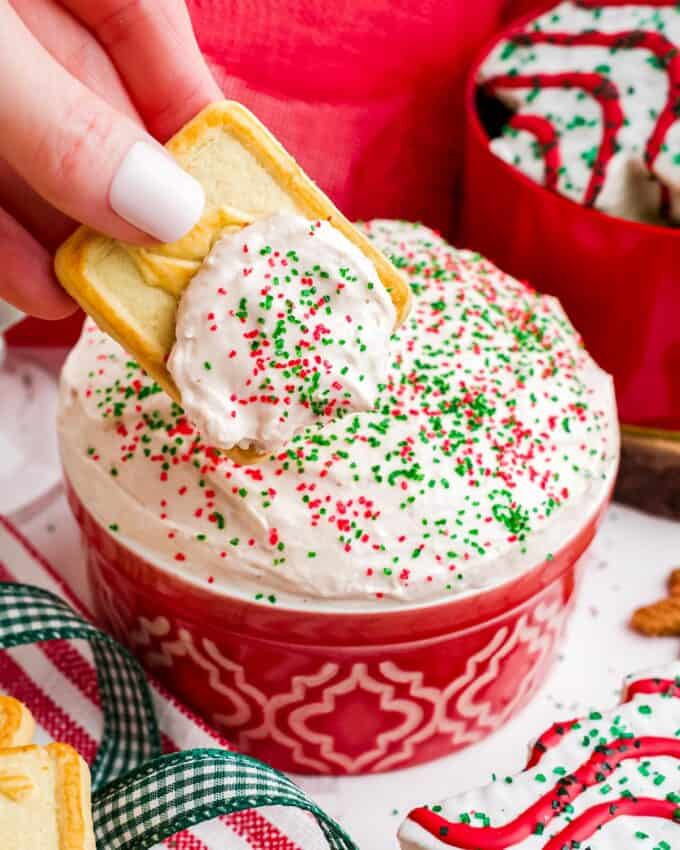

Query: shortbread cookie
left=0, top=742, right=95, bottom=850
left=0, top=697, right=34, bottom=749
left=399, top=663, right=680, bottom=849
left=54, top=101, right=410, bottom=462
left=478, top=1, right=680, bottom=225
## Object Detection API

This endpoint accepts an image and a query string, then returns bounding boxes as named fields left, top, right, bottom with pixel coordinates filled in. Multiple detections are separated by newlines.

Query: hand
left=0, top=0, right=223, bottom=319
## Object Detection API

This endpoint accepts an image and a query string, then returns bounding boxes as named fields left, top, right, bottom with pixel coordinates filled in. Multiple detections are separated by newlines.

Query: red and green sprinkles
left=66, top=221, right=615, bottom=604
left=170, top=216, right=390, bottom=450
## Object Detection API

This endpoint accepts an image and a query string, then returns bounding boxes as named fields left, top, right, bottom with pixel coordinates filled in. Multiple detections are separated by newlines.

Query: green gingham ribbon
left=93, top=750, right=358, bottom=850
left=0, top=583, right=161, bottom=787
left=0, top=583, right=359, bottom=850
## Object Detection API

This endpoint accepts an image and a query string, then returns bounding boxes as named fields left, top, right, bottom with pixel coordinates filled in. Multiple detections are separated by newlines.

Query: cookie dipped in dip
left=167, top=213, right=396, bottom=454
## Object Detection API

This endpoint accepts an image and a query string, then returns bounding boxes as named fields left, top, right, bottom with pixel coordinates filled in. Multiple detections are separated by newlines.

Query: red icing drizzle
left=542, top=798, right=679, bottom=849
left=408, top=677, right=680, bottom=848
left=626, top=676, right=680, bottom=701
left=506, top=29, right=680, bottom=173
left=526, top=718, right=579, bottom=769
left=484, top=72, right=623, bottom=206
left=528, top=677, right=680, bottom=768
left=410, top=737, right=680, bottom=848
left=507, top=114, right=561, bottom=191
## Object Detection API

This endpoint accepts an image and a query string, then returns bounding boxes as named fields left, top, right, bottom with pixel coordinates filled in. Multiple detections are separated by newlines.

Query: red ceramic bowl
left=461, top=9, right=680, bottom=431
left=66, top=478, right=611, bottom=775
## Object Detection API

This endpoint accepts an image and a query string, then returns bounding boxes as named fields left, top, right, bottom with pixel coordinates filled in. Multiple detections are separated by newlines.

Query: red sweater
left=14, top=0, right=539, bottom=344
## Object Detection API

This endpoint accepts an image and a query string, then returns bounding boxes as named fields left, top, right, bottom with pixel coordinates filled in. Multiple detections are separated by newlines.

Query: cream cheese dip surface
left=167, top=213, right=396, bottom=453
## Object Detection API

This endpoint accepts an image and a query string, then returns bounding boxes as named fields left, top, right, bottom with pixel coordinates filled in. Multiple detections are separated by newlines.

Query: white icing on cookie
left=479, top=1, right=680, bottom=224
left=400, top=662, right=680, bottom=850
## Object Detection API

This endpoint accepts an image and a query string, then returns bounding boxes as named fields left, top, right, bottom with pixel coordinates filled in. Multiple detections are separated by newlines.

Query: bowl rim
left=464, top=0, right=680, bottom=242
left=66, top=468, right=615, bottom=626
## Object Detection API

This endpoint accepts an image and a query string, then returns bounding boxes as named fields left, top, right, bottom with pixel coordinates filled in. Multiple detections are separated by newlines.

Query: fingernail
left=109, top=141, right=205, bottom=243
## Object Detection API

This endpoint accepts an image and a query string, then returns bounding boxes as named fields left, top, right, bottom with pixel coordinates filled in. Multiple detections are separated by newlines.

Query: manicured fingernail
left=109, top=141, right=205, bottom=243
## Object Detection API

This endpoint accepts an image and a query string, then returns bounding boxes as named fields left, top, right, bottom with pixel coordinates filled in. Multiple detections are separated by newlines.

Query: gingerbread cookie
left=632, top=568, right=680, bottom=636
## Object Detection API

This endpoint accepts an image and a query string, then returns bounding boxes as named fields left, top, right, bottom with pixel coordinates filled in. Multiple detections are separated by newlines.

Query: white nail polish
left=109, top=141, right=205, bottom=243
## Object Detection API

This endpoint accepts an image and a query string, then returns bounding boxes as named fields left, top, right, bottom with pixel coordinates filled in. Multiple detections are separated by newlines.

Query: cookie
left=399, top=663, right=680, bottom=849
left=54, top=101, right=411, bottom=463
left=0, top=742, right=95, bottom=850
left=477, top=1, right=680, bottom=226
left=0, top=697, right=34, bottom=749
left=631, top=567, right=680, bottom=636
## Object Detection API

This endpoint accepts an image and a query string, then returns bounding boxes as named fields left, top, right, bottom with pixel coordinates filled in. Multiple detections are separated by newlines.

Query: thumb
left=0, top=4, right=204, bottom=244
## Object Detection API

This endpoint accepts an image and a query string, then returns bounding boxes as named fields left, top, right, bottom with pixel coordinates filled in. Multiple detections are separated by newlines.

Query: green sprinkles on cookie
left=400, top=663, right=680, bottom=849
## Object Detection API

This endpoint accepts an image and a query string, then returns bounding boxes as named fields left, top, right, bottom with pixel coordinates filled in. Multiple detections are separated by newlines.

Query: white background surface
left=5, top=348, right=680, bottom=850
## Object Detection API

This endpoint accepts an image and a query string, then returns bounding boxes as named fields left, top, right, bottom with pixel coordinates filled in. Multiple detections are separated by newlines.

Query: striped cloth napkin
left=0, top=515, right=352, bottom=850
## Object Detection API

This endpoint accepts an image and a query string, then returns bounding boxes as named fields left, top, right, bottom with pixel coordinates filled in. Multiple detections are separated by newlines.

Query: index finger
left=61, top=0, right=223, bottom=141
